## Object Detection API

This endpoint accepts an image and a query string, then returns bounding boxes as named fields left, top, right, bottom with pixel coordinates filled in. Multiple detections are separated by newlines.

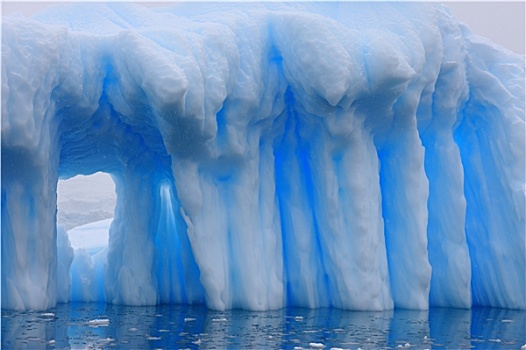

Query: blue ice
left=1, top=2, right=524, bottom=311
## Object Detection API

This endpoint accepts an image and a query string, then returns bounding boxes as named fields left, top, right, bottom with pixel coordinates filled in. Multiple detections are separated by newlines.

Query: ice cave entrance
left=57, top=172, right=116, bottom=254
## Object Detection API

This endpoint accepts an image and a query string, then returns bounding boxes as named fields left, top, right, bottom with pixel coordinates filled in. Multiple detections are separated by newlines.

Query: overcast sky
left=2, top=1, right=525, bottom=55
left=446, top=2, right=524, bottom=55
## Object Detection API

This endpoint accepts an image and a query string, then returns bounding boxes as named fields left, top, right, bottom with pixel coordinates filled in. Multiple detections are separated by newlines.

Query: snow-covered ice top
left=1, top=2, right=524, bottom=311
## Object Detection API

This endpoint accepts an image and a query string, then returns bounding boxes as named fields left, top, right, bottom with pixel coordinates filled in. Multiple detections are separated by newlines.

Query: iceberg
left=1, top=2, right=524, bottom=311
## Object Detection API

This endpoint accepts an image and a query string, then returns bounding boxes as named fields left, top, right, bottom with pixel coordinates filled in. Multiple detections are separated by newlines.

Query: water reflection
left=2, top=303, right=525, bottom=349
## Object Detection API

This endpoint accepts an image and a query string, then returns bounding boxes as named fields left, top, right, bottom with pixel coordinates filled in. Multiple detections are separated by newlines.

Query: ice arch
left=1, top=2, right=524, bottom=311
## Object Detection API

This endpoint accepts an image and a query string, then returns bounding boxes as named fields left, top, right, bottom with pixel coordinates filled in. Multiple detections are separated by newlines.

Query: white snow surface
left=1, top=2, right=524, bottom=311
left=67, top=218, right=111, bottom=253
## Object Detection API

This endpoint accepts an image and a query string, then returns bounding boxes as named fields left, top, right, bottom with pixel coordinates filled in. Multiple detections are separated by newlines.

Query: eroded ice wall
left=1, top=3, right=524, bottom=311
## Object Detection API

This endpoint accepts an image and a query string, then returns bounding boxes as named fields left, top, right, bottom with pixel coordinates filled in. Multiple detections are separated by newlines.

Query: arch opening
left=56, top=172, right=117, bottom=303
left=57, top=172, right=116, bottom=233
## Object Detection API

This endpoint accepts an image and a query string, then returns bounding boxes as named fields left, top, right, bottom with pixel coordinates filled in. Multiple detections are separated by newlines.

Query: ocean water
left=2, top=303, right=525, bottom=349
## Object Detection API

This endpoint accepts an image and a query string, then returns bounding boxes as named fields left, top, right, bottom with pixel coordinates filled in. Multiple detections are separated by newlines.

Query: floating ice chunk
left=86, top=319, right=110, bottom=327
left=39, top=313, right=55, bottom=318
left=309, top=343, right=325, bottom=349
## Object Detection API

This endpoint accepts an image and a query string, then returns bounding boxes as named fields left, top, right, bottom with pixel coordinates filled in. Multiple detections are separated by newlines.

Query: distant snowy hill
left=67, top=218, right=111, bottom=254
left=57, top=173, right=116, bottom=230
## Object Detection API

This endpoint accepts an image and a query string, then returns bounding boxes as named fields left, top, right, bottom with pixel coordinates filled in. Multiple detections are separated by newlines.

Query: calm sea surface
left=2, top=303, right=525, bottom=349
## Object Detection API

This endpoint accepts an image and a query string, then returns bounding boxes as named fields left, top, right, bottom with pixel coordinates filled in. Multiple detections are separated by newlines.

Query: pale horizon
left=2, top=1, right=525, bottom=55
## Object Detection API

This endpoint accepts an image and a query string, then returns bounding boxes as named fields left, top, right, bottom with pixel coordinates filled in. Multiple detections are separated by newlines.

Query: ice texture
left=1, top=2, right=524, bottom=311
